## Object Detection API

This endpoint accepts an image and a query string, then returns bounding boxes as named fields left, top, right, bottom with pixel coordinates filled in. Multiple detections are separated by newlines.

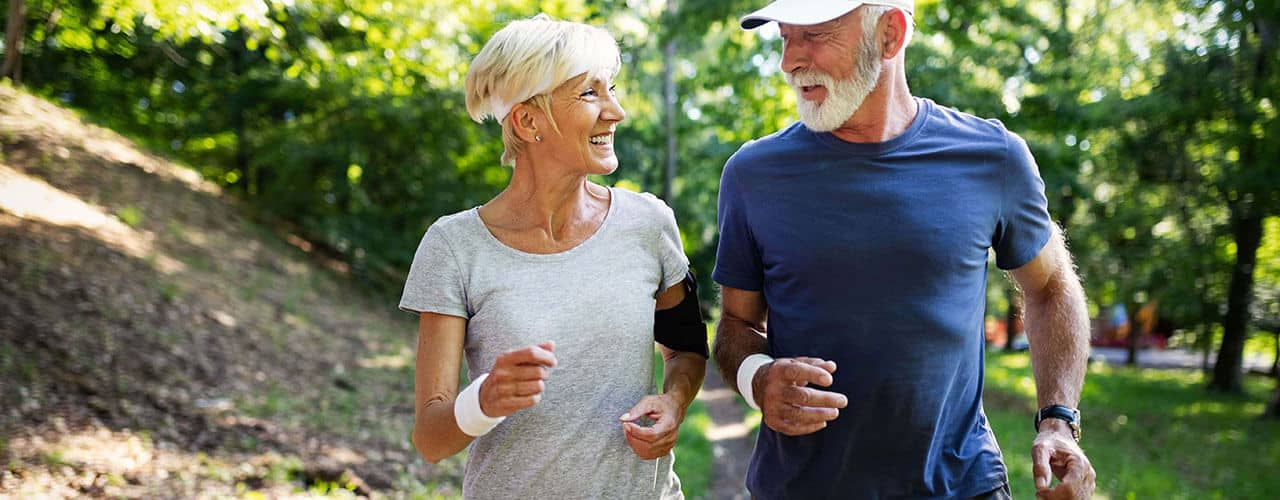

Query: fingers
left=1032, top=435, right=1096, bottom=500
left=623, top=419, right=678, bottom=459
left=754, top=357, right=847, bottom=436
left=621, top=395, right=682, bottom=459
left=496, top=342, right=558, bottom=368
left=792, top=357, right=838, bottom=375
left=772, top=358, right=836, bottom=387
left=1031, top=441, right=1054, bottom=492
left=478, top=342, right=557, bottom=417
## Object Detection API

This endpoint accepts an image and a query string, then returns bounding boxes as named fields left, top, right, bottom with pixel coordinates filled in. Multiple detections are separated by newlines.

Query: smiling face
left=779, top=10, right=883, bottom=131
left=539, top=72, right=627, bottom=175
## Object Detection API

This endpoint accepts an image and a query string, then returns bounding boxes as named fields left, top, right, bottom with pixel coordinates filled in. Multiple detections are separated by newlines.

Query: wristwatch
left=1034, top=404, right=1081, bottom=441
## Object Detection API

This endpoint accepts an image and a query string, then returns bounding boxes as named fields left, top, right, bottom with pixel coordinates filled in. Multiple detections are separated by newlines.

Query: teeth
left=589, top=134, right=611, bottom=145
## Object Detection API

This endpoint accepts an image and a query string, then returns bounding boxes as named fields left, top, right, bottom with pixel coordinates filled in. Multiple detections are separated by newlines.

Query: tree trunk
left=1209, top=207, right=1263, bottom=393
left=1125, top=303, right=1139, bottom=366
left=3, top=0, right=26, bottom=83
left=1004, top=288, right=1021, bottom=352
left=1266, top=378, right=1280, bottom=419
left=660, top=0, right=677, bottom=204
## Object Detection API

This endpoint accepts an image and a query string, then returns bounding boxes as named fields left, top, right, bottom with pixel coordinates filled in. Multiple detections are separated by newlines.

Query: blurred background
left=0, top=0, right=1276, bottom=498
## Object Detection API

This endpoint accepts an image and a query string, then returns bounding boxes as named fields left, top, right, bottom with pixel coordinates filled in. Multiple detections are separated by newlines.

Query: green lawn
left=984, top=352, right=1280, bottom=499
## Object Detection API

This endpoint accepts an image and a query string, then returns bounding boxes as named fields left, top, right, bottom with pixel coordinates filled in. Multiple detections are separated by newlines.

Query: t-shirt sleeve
left=398, top=223, right=469, bottom=318
left=993, top=131, right=1053, bottom=270
left=656, top=202, right=690, bottom=291
left=712, top=154, right=764, bottom=290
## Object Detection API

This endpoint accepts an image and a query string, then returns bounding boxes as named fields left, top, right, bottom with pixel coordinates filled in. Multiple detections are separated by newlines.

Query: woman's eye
left=581, top=88, right=597, bottom=97
left=608, top=85, right=617, bottom=95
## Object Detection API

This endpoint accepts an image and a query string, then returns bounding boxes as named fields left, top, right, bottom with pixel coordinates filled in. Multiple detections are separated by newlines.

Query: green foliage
left=7, top=0, right=1280, bottom=489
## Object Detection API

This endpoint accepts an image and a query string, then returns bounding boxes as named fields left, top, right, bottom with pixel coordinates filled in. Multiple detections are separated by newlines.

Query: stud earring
left=535, top=134, right=542, bottom=142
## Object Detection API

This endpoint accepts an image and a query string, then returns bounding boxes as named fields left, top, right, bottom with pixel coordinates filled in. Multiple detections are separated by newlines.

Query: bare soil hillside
left=0, top=82, right=459, bottom=498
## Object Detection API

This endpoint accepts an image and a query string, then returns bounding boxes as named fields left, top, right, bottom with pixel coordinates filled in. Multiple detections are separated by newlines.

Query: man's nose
left=781, top=39, right=808, bottom=74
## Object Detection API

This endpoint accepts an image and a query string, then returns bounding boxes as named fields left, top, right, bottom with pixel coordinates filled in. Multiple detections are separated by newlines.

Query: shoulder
left=725, top=122, right=812, bottom=173
left=920, top=98, right=1029, bottom=159
left=921, top=99, right=1013, bottom=140
left=613, top=188, right=676, bottom=221
left=419, top=208, right=477, bottom=243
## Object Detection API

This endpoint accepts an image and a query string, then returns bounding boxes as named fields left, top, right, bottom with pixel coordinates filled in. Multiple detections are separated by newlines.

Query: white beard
left=785, top=37, right=883, bottom=132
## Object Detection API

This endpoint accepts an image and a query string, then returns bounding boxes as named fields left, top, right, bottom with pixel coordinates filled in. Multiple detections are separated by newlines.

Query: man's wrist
left=736, top=353, right=774, bottom=410
left=1034, top=404, right=1081, bottom=441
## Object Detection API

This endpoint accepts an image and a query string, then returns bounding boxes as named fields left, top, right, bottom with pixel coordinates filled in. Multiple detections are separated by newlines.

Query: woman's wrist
left=454, top=373, right=506, bottom=436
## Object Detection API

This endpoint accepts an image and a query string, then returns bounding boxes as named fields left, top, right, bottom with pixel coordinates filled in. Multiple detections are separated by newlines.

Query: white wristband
left=454, top=373, right=506, bottom=437
left=737, top=354, right=774, bottom=411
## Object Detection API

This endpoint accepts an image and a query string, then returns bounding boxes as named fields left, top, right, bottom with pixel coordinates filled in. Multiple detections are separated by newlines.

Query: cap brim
left=740, top=0, right=864, bottom=30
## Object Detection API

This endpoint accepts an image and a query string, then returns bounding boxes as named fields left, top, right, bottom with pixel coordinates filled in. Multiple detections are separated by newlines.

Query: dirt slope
left=0, top=82, right=455, bottom=498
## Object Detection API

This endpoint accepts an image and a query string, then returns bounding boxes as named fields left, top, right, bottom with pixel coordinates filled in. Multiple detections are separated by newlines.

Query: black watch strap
left=1034, top=404, right=1081, bottom=441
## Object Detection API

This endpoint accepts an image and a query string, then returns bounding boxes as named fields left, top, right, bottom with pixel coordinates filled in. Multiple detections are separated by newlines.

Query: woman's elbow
left=412, top=431, right=452, bottom=464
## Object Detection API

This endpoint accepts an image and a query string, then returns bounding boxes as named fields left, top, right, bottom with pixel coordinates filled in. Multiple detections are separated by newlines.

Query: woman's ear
left=510, top=103, right=542, bottom=143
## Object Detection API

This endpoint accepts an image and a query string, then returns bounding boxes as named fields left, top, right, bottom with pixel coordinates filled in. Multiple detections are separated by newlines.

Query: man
left=712, top=1, right=1097, bottom=499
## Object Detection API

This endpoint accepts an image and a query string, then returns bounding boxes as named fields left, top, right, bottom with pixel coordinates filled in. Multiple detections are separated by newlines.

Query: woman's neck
left=480, top=160, right=610, bottom=246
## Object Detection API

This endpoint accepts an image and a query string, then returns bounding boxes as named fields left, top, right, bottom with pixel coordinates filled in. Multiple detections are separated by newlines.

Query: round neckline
left=812, top=97, right=931, bottom=156
left=470, top=186, right=616, bottom=261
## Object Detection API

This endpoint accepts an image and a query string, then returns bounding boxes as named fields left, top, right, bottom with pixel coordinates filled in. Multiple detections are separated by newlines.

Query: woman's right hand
left=478, top=341, right=557, bottom=418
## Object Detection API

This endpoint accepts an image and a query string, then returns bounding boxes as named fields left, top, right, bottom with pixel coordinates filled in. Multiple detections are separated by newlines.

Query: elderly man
left=712, top=1, right=1096, bottom=499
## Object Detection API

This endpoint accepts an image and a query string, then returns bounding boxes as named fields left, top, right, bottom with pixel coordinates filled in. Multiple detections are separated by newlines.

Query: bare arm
left=712, top=285, right=769, bottom=394
left=413, top=312, right=555, bottom=464
left=1008, top=226, right=1095, bottom=499
left=655, top=283, right=706, bottom=412
left=412, top=312, right=473, bottom=464
left=713, top=285, right=845, bottom=436
left=621, top=282, right=707, bottom=459
left=1008, top=227, right=1090, bottom=411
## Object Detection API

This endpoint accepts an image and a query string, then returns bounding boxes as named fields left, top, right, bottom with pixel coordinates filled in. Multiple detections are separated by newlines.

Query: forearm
left=412, top=394, right=475, bottom=464
left=713, top=317, right=769, bottom=396
left=662, top=350, right=707, bottom=411
left=1021, top=269, right=1090, bottom=408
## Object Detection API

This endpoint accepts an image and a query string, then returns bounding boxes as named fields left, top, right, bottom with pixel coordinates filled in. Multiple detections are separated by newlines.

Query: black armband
left=654, top=271, right=709, bottom=358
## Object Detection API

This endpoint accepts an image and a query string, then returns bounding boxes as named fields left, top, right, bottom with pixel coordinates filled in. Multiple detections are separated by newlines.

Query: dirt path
left=698, top=362, right=753, bottom=500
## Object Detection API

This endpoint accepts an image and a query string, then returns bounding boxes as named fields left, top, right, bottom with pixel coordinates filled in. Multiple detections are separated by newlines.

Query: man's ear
left=879, top=9, right=911, bottom=59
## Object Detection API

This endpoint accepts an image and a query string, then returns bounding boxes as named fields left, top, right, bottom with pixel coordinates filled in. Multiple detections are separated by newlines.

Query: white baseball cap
left=740, top=0, right=915, bottom=30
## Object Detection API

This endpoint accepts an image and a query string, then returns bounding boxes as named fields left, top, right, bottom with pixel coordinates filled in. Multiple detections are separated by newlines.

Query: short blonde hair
left=464, top=15, right=621, bottom=166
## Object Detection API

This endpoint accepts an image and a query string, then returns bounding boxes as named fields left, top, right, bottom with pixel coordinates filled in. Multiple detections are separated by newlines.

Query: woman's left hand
left=620, top=394, right=686, bottom=459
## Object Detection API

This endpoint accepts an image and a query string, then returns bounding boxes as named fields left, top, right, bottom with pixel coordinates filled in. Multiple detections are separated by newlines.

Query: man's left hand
left=1031, top=420, right=1095, bottom=500
left=620, top=394, right=685, bottom=459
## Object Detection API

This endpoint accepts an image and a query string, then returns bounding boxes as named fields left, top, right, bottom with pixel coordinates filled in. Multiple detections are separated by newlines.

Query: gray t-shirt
left=400, top=188, right=688, bottom=499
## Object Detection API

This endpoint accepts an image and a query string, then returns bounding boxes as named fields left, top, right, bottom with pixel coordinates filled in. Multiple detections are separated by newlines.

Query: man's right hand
left=478, top=341, right=557, bottom=418
left=753, top=357, right=848, bottom=436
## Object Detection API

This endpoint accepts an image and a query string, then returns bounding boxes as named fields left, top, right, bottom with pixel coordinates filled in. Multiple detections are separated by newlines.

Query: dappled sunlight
left=2, top=422, right=376, bottom=498
left=357, top=346, right=413, bottom=370
left=0, top=164, right=185, bottom=274
left=1172, top=400, right=1266, bottom=419
left=0, top=84, right=217, bottom=195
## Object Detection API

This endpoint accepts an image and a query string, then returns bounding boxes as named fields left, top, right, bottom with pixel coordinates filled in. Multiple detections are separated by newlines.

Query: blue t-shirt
left=713, top=98, right=1052, bottom=499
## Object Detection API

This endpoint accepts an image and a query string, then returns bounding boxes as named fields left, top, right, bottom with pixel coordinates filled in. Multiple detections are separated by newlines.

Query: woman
left=398, top=15, right=706, bottom=499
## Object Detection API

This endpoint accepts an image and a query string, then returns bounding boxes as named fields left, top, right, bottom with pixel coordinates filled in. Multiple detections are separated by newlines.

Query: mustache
left=785, top=69, right=835, bottom=88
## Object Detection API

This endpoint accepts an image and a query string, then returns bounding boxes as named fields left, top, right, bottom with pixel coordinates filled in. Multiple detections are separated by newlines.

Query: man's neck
left=829, top=75, right=917, bottom=144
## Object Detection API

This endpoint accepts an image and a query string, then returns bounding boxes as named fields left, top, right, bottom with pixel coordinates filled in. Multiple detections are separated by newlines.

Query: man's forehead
left=779, top=13, right=849, bottom=31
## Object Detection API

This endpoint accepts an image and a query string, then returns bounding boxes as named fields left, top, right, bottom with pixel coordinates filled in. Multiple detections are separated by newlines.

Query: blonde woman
left=399, top=15, right=707, bottom=499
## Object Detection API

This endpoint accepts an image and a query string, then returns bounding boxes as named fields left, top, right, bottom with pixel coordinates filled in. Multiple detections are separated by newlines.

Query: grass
left=984, top=351, right=1279, bottom=499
